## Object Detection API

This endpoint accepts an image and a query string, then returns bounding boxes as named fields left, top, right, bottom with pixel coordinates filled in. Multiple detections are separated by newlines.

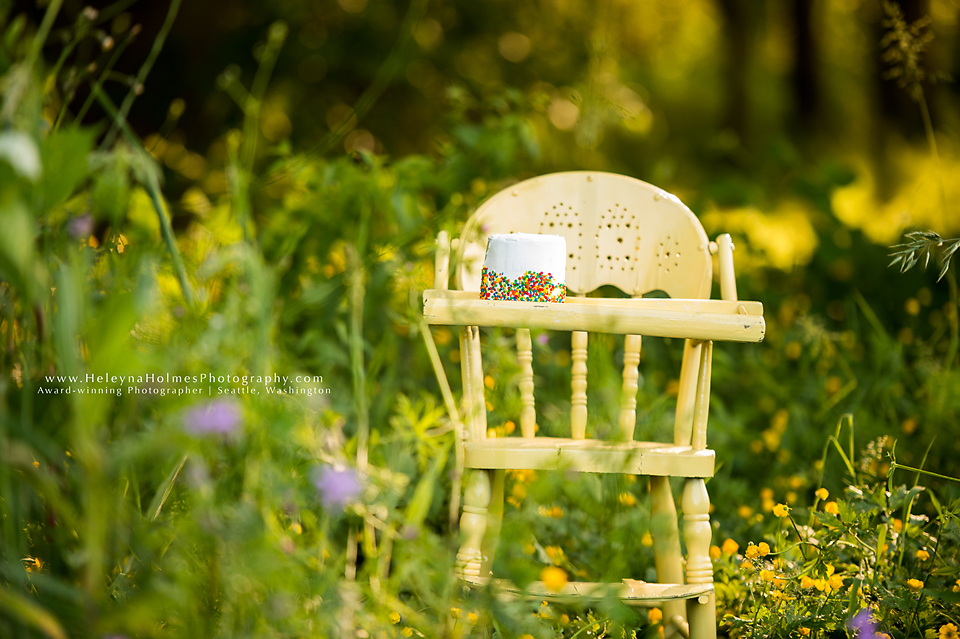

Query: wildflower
left=940, top=623, right=959, bottom=639
left=709, top=545, right=721, bottom=560
left=648, top=608, right=663, bottom=624
left=815, top=487, right=829, bottom=500
left=68, top=214, right=94, bottom=239
left=183, top=399, right=242, bottom=435
left=289, top=522, right=302, bottom=535
left=760, top=488, right=774, bottom=500
left=389, top=611, right=401, bottom=624
left=511, top=483, right=527, bottom=500
left=738, top=505, right=753, bottom=518
left=759, top=569, right=775, bottom=583
left=800, top=576, right=815, bottom=589
left=540, top=566, right=568, bottom=592
left=877, top=634, right=892, bottom=639
left=799, top=628, right=810, bottom=636
left=916, top=549, right=930, bottom=561
left=847, top=609, right=878, bottom=637
left=401, top=627, right=413, bottom=637
left=619, top=491, right=637, bottom=506
left=824, top=501, right=839, bottom=515
left=450, top=607, right=461, bottom=619
left=773, top=503, right=791, bottom=518
left=740, top=561, right=753, bottom=572
left=545, top=546, right=565, bottom=563
left=484, top=375, right=495, bottom=389
left=640, top=532, right=653, bottom=547
left=560, top=614, right=570, bottom=625
left=504, top=420, right=516, bottom=434
left=892, top=518, right=903, bottom=533
left=757, top=542, right=770, bottom=556
left=745, top=545, right=760, bottom=560
left=312, top=466, right=362, bottom=510
left=721, top=538, right=739, bottom=555
left=953, top=578, right=960, bottom=593
left=520, top=636, right=535, bottom=639
left=466, top=612, right=479, bottom=624
left=906, top=578, right=923, bottom=591
left=536, top=333, right=549, bottom=345
left=829, top=574, right=844, bottom=591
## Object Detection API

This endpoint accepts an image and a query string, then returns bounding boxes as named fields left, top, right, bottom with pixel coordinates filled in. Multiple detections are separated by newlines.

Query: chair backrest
left=456, top=172, right=712, bottom=300
left=447, top=171, right=724, bottom=446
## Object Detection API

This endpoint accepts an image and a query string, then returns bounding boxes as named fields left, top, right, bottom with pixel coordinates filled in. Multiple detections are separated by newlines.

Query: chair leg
left=650, top=476, right=686, bottom=639
left=683, top=478, right=717, bottom=639
left=480, top=469, right=504, bottom=581
left=457, top=470, right=492, bottom=585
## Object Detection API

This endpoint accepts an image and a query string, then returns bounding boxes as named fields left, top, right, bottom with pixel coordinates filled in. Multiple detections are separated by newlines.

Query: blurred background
left=3, top=0, right=960, bottom=636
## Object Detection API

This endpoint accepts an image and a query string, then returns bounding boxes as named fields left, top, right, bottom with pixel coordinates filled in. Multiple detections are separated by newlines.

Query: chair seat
left=491, top=578, right=713, bottom=606
left=464, top=437, right=715, bottom=477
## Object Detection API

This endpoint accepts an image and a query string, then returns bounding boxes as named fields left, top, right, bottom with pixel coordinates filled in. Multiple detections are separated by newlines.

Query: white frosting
left=483, top=233, right=566, bottom=283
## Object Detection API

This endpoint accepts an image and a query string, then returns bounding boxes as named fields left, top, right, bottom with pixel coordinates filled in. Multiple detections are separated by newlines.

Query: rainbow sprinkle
left=480, top=266, right=566, bottom=303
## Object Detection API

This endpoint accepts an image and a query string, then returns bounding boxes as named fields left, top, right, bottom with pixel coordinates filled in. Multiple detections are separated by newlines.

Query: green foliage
left=1, top=2, right=960, bottom=639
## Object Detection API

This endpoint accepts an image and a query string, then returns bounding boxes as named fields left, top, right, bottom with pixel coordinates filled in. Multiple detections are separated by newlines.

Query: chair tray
left=490, top=578, right=713, bottom=606
left=465, top=438, right=714, bottom=477
left=423, top=290, right=765, bottom=342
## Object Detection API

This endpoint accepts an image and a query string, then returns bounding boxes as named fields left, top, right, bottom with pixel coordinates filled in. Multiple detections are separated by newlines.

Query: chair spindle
left=571, top=331, right=588, bottom=439
left=516, top=329, right=536, bottom=437
left=673, top=340, right=702, bottom=446
left=619, top=334, right=642, bottom=440
left=690, top=341, right=713, bottom=451
left=459, top=326, right=487, bottom=442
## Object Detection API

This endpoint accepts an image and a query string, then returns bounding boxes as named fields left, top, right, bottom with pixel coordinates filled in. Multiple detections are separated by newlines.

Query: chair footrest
left=489, top=578, right=713, bottom=606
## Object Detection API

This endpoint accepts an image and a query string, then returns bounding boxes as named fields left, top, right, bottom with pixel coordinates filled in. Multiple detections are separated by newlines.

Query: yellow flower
left=545, top=546, right=565, bottom=563
left=815, top=487, right=829, bottom=500
left=953, top=578, right=960, bottom=593
left=800, top=576, right=815, bottom=589
left=721, top=538, right=739, bottom=555
left=799, top=628, right=810, bottom=636
left=450, top=607, right=462, bottom=619
left=289, top=522, right=302, bottom=535
left=745, top=544, right=760, bottom=560
left=759, top=569, right=775, bottom=583
left=940, top=623, right=959, bottom=639
left=519, top=636, right=534, bottom=639
left=828, top=574, right=844, bottom=591
left=709, top=545, right=722, bottom=561
left=467, top=612, right=479, bottom=624
left=504, top=420, right=516, bottom=434
left=877, top=634, right=891, bottom=639
left=906, top=578, right=923, bottom=591
left=824, top=501, right=839, bottom=515
left=740, top=561, right=753, bottom=572
left=401, top=628, right=414, bottom=637
left=511, top=483, right=527, bottom=500
left=773, top=503, right=791, bottom=518
left=648, top=608, right=663, bottom=624
left=738, top=504, right=753, bottom=518
left=758, top=542, right=770, bottom=556
left=640, top=532, right=653, bottom=547
left=550, top=506, right=564, bottom=518
left=560, top=614, right=570, bottom=626
left=484, top=375, right=495, bottom=389
left=618, top=492, right=637, bottom=506
left=389, top=611, right=401, bottom=624
left=892, top=518, right=903, bottom=533
left=540, top=566, right=568, bottom=592
left=916, top=549, right=930, bottom=561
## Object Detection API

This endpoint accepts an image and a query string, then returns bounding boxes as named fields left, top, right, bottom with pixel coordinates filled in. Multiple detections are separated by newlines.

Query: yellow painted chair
left=422, top=172, right=764, bottom=639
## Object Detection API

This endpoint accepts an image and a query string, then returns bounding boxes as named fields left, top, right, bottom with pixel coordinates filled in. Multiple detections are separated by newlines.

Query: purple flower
left=183, top=399, right=242, bottom=436
left=400, top=525, right=420, bottom=540
left=68, top=214, right=94, bottom=239
left=313, top=466, right=362, bottom=510
left=847, top=609, right=879, bottom=638
left=536, top=333, right=549, bottom=346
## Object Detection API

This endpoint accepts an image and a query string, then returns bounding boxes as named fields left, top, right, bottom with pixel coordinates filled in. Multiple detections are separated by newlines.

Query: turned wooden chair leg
left=650, top=476, right=687, bottom=639
left=480, top=469, right=504, bottom=581
left=457, top=470, right=492, bottom=585
left=683, top=478, right=717, bottom=639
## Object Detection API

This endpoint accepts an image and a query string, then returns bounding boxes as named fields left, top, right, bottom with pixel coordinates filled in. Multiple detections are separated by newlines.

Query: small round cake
left=480, top=233, right=566, bottom=303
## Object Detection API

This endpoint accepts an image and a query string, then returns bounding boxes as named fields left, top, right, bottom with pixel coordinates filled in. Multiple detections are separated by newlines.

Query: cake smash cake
left=480, top=233, right=566, bottom=303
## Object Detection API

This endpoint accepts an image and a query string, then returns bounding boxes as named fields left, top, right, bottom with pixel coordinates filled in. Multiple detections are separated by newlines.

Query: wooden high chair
left=422, top=172, right=764, bottom=639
